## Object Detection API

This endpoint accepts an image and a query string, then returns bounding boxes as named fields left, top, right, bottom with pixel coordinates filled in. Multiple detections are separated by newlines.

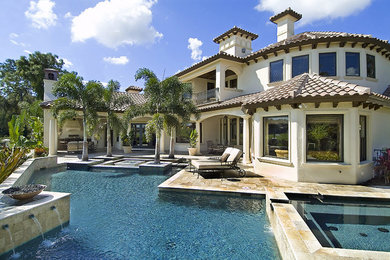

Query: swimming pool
left=2, top=169, right=280, bottom=259
left=290, top=194, right=390, bottom=252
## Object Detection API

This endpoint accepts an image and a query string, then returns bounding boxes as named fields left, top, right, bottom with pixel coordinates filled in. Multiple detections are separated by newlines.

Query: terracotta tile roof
left=213, top=26, right=258, bottom=44
left=270, top=7, right=302, bottom=23
left=243, top=73, right=371, bottom=107
left=125, top=86, right=143, bottom=92
left=40, top=92, right=147, bottom=112
left=176, top=31, right=390, bottom=78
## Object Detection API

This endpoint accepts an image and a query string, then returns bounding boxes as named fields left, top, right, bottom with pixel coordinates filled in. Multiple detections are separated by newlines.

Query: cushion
left=220, top=153, right=230, bottom=162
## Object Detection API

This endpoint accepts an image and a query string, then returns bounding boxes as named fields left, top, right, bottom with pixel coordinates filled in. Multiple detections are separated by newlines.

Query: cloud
left=24, top=50, right=32, bottom=55
left=103, top=56, right=129, bottom=65
left=62, top=58, right=73, bottom=69
left=25, top=0, right=57, bottom=29
left=64, top=12, right=73, bottom=19
left=71, top=0, right=162, bottom=48
left=188, top=38, right=203, bottom=61
left=9, top=33, right=26, bottom=47
left=255, top=0, right=372, bottom=25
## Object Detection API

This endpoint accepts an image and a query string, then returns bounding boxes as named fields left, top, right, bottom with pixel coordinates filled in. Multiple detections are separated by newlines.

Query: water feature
left=29, top=214, right=44, bottom=241
left=2, top=224, right=16, bottom=256
left=50, top=206, right=63, bottom=230
left=6, top=169, right=280, bottom=259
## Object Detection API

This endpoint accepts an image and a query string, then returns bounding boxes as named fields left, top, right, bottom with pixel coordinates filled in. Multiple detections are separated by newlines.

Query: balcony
left=193, top=88, right=219, bottom=105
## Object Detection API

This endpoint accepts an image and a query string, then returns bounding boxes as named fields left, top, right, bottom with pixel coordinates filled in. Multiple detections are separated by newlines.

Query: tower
left=213, top=26, right=258, bottom=57
left=43, top=68, right=59, bottom=101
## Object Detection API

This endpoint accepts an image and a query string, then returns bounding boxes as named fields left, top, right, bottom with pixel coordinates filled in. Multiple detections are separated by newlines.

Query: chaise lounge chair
left=190, top=148, right=246, bottom=178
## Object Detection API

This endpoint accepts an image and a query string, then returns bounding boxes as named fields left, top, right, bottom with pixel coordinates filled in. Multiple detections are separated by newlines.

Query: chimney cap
left=125, top=86, right=143, bottom=93
left=213, top=26, right=258, bottom=44
left=270, top=7, right=302, bottom=24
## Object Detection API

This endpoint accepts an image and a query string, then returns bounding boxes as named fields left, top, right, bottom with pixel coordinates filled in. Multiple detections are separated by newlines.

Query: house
left=42, top=7, right=390, bottom=184
left=175, top=7, right=390, bottom=184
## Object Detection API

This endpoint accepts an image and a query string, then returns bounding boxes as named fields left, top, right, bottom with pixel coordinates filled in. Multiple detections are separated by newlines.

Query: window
left=270, top=60, right=284, bottom=83
left=292, top=55, right=309, bottom=77
left=360, top=116, right=367, bottom=162
left=306, top=115, right=343, bottom=162
left=346, top=52, right=360, bottom=76
left=366, top=54, right=376, bottom=78
left=230, top=118, right=237, bottom=145
left=319, top=53, right=336, bottom=76
left=230, top=78, right=237, bottom=88
left=263, top=116, right=289, bottom=159
left=176, top=123, right=195, bottom=143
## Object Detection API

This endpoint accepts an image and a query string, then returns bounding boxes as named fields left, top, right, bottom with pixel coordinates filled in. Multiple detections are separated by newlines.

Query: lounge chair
left=190, top=148, right=246, bottom=178
left=208, top=147, right=233, bottom=161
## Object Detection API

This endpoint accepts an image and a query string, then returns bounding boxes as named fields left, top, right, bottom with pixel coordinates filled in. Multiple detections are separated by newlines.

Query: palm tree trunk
left=82, top=117, right=88, bottom=161
left=154, top=135, right=160, bottom=164
left=106, top=121, right=112, bottom=157
left=168, top=128, right=175, bottom=159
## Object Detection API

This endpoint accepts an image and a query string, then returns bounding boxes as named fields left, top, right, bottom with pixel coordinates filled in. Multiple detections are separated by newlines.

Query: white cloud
left=9, top=33, right=26, bottom=47
left=71, top=0, right=162, bottom=48
left=24, top=50, right=32, bottom=55
left=62, top=58, right=73, bottom=69
left=103, top=56, right=129, bottom=65
left=9, top=33, right=19, bottom=39
left=64, top=12, right=73, bottom=19
left=25, top=0, right=57, bottom=29
left=255, top=0, right=372, bottom=25
left=188, top=38, right=203, bottom=61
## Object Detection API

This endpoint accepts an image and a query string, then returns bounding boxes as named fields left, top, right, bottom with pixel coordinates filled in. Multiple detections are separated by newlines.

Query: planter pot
left=123, top=146, right=132, bottom=153
left=275, top=149, right=288, bottom=159
left=188, top=147, right=197, bottom=156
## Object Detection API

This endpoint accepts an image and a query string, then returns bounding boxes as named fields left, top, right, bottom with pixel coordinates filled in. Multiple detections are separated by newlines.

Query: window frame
left=345, top=52, right=360, bottom=77
left=366, top=54, right=376, bottom=79
left=263, top=115, right=289, bottom=159
left=292, top=54, right=309, bottom=77
left=269, top=59, right=284, bottom=83
left=305, top=114, right=344, bottom=163
left=319, top=52, right=337, bottom=77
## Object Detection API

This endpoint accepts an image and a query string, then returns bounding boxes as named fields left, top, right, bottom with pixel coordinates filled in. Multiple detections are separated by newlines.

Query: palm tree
left=135, top=68, right=198, bottom=163
left=51, top=73, right=103, bottom=161
left=101, top=80, right=133, bottom=157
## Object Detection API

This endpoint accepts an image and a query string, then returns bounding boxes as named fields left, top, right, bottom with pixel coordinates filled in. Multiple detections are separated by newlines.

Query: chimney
left=270, top=7, right=302, bottom=42
left=213, top=26, right=258, bottom=57
left=43, top=68, right=58, bottom=101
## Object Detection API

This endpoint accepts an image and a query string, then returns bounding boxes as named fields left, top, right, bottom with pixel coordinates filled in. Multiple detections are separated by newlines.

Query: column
left=215, top=63, right=225, bottom=100
left=49, top=119, right=56, bottom=156
left=196, top=121, right=201, bottom=154
left=242, top=115, right=251, bottom=164
left=227, top=117, right=231, bottom=145
left=236, top=117, right=240, bottom=146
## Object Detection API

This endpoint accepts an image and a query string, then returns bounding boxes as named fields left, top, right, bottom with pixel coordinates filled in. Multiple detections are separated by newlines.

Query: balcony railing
left=193, top=88, right=219, bottom=105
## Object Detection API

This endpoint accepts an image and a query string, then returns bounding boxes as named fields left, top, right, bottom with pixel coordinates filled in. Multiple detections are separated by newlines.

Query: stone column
left=196, top=121, right=201, bottom=154
left=227, top=116, right=231, bottom=145
left=236, top=117, right=240, bottom=146
left=215, top=63, right=226, bottom=100
left=242, top=115, right=251, bottom=164
left=49, top=119, right=57, bottom=156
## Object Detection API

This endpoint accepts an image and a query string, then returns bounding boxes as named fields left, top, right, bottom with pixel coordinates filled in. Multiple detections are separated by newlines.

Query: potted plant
left=188, top=129, right=198, bottom=156
left=121, top=132, right=132, bottom=153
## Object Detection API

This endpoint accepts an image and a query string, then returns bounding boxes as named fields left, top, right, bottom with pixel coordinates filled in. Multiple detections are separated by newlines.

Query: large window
left=270, top=60, right=284, bottom=83
left=319, top=52, right=336, bottom=76
left=366, top=54, right=376, bottom=78
left=292, top=55, right=309, bottom=77
left=306, top=115, right=343, bottom=162
left=346, top=52, right=360, bottom=76
left=263, top=116, right=289, bottom=159
left=360, top=115, right=367, bottom=162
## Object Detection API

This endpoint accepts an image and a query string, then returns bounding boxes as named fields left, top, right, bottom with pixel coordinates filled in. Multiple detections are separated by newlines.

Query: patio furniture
left=190, top=148, right=245, bottom=178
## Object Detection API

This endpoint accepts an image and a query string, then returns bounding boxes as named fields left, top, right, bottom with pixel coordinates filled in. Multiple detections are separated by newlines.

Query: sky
left=0, top=0, right=389, bottom=91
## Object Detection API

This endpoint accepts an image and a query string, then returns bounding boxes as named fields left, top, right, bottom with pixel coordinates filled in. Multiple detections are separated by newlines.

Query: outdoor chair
left=208, top=147, right=233, bottom=161
left=190, top=148, right=246, bottom=178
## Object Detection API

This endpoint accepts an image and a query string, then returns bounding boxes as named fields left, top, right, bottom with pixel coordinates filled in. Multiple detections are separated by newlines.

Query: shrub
left=0, top=147, right=28, bottom=184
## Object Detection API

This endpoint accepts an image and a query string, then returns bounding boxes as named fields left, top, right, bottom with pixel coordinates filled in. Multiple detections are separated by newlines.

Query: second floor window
left=346, top=52, right=360, bottom=76
left=292, top=55, right=309, bottom=77
left=270, top=59, right=284, bottom=83
left=319, top=52, right=336, bottom=76
left=366, top=54, right=376, bottom=78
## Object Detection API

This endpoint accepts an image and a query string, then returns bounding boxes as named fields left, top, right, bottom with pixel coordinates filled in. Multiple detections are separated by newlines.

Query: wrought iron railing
left=193, top=88, right=219, bottom=105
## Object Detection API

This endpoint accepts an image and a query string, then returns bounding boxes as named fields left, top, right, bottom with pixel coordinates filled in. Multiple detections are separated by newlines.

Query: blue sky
left=0, top=0, right=389, bottom=91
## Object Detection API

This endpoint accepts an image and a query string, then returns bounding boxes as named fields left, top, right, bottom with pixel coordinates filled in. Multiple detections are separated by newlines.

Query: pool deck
left=159, top=167, right=390, bottom=260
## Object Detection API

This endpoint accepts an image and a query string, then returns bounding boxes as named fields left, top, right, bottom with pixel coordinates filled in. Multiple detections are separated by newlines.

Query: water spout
left=29, top=214, right=44, bottom=240
left=51, top=206, right=64, bottom=230
left=2, top=224, right=16, bottom=256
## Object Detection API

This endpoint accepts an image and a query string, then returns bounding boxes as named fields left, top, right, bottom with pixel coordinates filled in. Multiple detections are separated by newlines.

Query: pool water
left=293, top=199, right=390, bottom=252
left=4, top=170, right=280, bottom=259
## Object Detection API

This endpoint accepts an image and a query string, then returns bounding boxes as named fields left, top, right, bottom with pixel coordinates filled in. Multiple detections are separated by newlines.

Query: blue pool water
left=292, top=198, right=390, bottom=252
left=3, top=170, right=280, bottom=259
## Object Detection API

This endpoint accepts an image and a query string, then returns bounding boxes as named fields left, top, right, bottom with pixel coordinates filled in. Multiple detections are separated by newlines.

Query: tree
left=51, top=73, right=104, bottom=161
left=100, top=80, right=133, bottom=157
left=134, top=68, right=198, bottom=163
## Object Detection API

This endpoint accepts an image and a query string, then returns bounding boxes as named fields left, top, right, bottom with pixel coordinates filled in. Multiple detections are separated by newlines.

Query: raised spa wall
left=0, top=156, right=70, bottom=255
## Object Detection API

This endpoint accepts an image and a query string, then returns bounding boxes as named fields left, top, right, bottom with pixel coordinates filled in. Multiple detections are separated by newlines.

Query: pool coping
left=159, top=169, right=390, bottom=260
